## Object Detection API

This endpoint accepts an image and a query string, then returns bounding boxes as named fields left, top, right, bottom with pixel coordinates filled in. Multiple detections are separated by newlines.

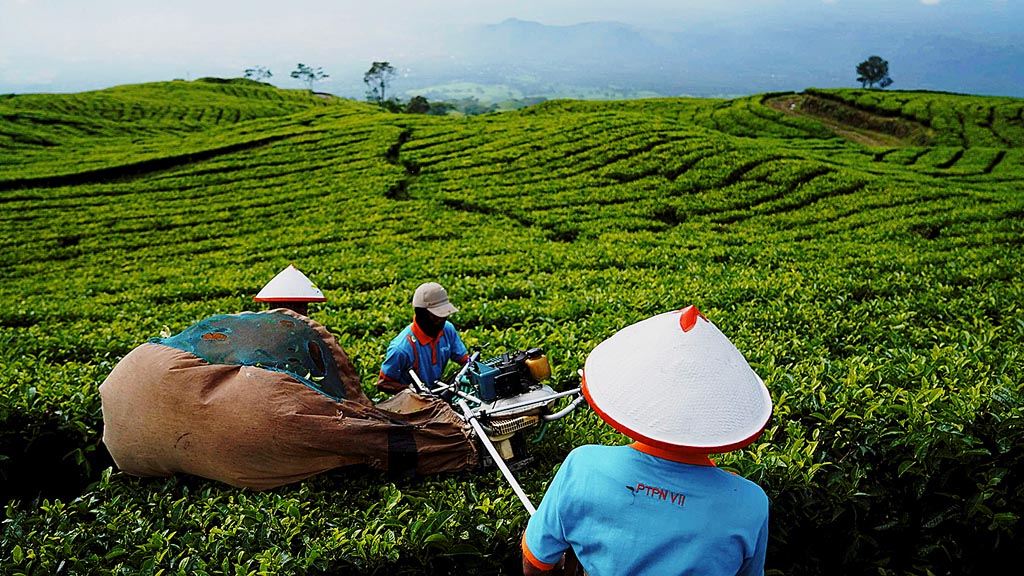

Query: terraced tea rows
left=1, top=81, right=1022, bottom=575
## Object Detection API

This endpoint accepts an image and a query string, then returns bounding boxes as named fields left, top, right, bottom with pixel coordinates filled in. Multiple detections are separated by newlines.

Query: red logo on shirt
left=630, top=482, right=686, bottom=507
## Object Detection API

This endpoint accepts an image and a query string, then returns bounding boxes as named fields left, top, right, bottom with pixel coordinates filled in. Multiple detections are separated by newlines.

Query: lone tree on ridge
left=364, top=61, right=396, bottom=107
left=291, top=63, right=329, bottom=91
left=856, top=55, right=893, bottom=89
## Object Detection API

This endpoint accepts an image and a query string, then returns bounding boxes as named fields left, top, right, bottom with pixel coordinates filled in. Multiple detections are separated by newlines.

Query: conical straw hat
left=582, top=306, right=771, bottom=453
left=253, top=265, right=326, bottom=302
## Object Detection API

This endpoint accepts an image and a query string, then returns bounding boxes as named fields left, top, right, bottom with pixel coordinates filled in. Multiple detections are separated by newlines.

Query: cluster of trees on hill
left=242, top=61, right=548, bottom=116
left=239, top=55, right=896, bottom=116
left=243, top=61, right=456, bottom=115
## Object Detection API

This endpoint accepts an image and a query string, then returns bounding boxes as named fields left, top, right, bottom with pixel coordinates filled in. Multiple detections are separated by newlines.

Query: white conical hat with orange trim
left=253, top=265, right=326, bottom=303
left=582, top=306, right=771, bottom=453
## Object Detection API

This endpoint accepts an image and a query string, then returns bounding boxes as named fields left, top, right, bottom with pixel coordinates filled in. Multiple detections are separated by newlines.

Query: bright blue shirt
left=379, top=320, right=468, bottom=387
left=523, top=444, right=769, bottom=576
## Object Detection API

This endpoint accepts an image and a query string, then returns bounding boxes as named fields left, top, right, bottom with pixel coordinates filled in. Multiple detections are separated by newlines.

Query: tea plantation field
left=1, top=80, right=1022, bottom=575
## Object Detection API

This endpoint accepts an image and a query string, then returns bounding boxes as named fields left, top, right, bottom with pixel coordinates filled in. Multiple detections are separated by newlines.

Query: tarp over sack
left=99, top=309, right=478, bottom=490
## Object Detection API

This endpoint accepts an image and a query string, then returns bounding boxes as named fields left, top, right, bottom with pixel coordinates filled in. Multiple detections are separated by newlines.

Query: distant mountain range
left=387, top=18, right=1024, bottom=102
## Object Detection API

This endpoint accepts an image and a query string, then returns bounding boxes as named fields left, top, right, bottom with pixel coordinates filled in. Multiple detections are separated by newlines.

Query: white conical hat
left=582, top=306, right=771, bottom=453
left=253, top=265, right=326, bottom=302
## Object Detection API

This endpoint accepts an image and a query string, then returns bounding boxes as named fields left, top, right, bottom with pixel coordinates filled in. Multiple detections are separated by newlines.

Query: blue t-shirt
left=524, top=444, right=769, bottom=576
left=379, top=320, right=468, bottom=386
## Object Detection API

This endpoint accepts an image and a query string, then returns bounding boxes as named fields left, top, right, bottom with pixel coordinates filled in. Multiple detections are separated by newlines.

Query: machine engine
left=462, top=348, right=555, bottom=467
left=467, top=347, right=551, bottom=402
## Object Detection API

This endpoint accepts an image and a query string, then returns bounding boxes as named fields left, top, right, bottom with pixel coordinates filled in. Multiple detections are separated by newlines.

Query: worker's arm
left=522, top=532, right=570, bottom=575
left=523, top=556, right=554, bottom=575
left=521, top=449, right=582, bottom=575
left=523, top=551, right=575, bottom=575
left=374, top=372, right=406, bottom=394
left=377, top=339, right=413, bottom=394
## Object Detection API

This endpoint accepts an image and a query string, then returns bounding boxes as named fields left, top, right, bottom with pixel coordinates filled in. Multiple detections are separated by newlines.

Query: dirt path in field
left=765, top=94, right=933, bottom=147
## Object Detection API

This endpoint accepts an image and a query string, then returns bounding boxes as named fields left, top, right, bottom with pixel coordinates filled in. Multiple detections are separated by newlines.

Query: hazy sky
left=1, top=0, right=1021, bottom=94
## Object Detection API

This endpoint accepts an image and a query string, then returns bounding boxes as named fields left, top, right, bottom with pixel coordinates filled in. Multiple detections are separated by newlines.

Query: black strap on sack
left=387, top=424, right=418, bottom=482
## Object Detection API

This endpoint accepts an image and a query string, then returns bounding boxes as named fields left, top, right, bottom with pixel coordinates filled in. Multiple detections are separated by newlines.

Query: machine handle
left=541, top=393, right=588, bottom=422
left=456, top=399, right=536, bottom=515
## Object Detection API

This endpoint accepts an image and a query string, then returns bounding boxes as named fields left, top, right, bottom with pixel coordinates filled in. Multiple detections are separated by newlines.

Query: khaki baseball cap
left=412, top=282, right=459, bottom=317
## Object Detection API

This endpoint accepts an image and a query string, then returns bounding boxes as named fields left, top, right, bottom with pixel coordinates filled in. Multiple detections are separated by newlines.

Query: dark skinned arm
left=374, top=374, right=406, bottom=394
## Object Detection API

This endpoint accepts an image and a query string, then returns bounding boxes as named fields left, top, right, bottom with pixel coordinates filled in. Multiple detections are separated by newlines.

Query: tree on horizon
left=290, top=63, right=329, bottom=92
left=856, top=56, right=893, bottom=89
left=243, top=66, right=272, bottom=83
left=364, top=62, right=396, bottom=108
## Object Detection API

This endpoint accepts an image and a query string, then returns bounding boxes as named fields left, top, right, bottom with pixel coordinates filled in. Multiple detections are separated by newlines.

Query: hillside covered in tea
left=1, top=80, right=1022, bottom=575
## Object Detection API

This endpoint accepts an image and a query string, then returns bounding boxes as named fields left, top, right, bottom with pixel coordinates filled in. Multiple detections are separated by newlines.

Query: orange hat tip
left=584, top=309, right=770, bottom=453
left=677, top=305, right=707, bottom=332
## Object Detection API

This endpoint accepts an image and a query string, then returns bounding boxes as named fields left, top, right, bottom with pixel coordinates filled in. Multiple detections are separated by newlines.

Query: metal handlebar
left=477, top=387, right=583, bottom=418
left=449, top=345, right=486, bottom=388
left=541, top=393, right=588, bottom=421
left=457, top=398, right=536, bottom=515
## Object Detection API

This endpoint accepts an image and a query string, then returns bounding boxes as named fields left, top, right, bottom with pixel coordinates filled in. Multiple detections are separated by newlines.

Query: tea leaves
left=1, top=81, right=1023, bottom=574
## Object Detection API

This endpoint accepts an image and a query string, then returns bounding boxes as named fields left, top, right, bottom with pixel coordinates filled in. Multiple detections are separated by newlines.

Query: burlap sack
left=99, top=312, right=478, bottom=490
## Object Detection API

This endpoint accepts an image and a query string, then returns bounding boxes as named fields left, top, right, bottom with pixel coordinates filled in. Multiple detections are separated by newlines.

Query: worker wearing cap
left=375, top=282, right=470, bottom=394
left=522, top=306, right=772, bottom=576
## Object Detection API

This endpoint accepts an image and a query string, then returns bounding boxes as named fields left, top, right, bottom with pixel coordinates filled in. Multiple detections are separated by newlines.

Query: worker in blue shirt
left=376, top=282, right=469, bottom=394
left=523, top=306, right=772, bottom=576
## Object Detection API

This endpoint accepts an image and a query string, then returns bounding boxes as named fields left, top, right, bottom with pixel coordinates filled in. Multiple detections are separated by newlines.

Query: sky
left=1, top=0, right=1022, bottom=96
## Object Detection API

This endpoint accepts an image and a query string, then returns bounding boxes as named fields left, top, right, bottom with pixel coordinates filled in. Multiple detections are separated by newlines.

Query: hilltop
left=4, top=79, right=1022, bottom=188
left=1, top=81, right=1022, bottom=575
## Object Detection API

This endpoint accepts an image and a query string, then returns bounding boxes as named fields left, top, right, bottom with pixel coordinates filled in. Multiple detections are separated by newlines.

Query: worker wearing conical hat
left=253, top=264, right=326, bottom=317
left=375, top=282, right=469, bottom=394
left=523, top=306, right=772, bottom=576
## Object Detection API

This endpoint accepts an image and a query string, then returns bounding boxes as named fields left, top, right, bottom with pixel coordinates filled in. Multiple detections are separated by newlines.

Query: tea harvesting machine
left=409, top=344, right=587, bottom=513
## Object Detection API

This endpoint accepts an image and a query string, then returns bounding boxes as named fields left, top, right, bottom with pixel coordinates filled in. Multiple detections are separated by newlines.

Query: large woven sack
left=99, top=309, right=477, bottom=489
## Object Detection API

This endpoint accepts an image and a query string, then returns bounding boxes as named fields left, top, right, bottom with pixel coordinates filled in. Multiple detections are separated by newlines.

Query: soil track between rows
left=766, top=93, right=933, bottom=147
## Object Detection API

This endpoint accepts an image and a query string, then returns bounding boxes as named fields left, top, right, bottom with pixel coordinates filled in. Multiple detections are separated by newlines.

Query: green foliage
left=290, top=63, right=329, bottom=92
left=243, top=66, right=273, bottom=83
left=807, top=88, right=1024, bottom=148
left=1, top=82, right=1023, bottom=575
left=856, top=55, right=892, bottom=89
left=364, top=62, right=397, bottom=107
